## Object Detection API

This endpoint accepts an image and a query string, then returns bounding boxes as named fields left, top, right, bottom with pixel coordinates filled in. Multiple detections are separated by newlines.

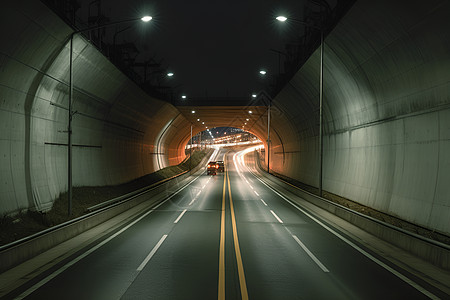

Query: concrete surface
left=266, top=0, right=450, bottom=235
left=0, top=1, right=190, bottom=215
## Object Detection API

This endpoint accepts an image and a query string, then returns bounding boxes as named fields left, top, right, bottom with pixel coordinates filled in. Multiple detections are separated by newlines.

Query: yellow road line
left=218, top=160, right=226, bottom=300
left=227, top=170, right=249, bottom=300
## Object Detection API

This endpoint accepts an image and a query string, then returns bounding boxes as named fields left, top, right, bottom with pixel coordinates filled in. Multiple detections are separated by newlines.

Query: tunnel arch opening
left=169, top=105, right=284, bottom=178
left=185, top=127, right=263, bottom=153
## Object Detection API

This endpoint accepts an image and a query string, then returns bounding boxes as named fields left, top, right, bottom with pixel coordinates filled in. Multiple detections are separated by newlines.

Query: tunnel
left=2, top=0, right=449, bottom=235
left=1, top=0, right=450, bottom=298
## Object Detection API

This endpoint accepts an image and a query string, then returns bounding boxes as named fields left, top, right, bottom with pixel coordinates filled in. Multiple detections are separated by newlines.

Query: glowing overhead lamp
left=276, top=16, right=287, bottom=22
left=275, top=10, right=325, bottom=196
left=67, top=15, right=152, bottom=216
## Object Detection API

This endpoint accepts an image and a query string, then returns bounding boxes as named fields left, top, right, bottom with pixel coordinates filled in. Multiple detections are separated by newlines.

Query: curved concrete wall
left=2, top=0, right=449, bottom=239
left=269, top=0, right=450, bottom=234
left=0, top=1, right=189, bottom=215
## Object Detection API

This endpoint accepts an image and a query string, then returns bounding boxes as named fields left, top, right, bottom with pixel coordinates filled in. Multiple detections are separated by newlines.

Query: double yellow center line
left=218, top=158, right=248, bottom=300
left=218, top=168, right=226, bottom=299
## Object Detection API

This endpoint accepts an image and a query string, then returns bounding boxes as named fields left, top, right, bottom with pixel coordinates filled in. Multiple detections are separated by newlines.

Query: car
left=207, top=161, right=219, bottom=175
left=216, top=161, right=224, bottom=172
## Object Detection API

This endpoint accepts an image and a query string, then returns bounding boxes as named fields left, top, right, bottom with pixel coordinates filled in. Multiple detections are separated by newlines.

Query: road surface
left=6, top=148, right=445, bottom=299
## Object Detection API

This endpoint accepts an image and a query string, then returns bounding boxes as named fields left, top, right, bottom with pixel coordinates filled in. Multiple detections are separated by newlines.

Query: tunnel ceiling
left=38, top=0, right=354, bottom=103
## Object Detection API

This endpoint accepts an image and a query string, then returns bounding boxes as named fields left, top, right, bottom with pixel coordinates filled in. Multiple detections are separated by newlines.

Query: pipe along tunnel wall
left=0, top=1, right=189, bottom=215
left=268, top=0, right=450, bottom=236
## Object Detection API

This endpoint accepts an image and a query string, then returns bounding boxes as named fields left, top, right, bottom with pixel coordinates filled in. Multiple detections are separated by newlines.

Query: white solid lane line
left=174, top=209, right=187, bottom=223
left=14, top=200, right=165, bottom=300
left=137, top=235, right=168, bottom=271
left=270, top=210, right=283, bottom=224
left=14, top=168, right=207, bottom=299
left=248, top=161, right=438, bottom=299
left=292, top=235, right=329, bottom=273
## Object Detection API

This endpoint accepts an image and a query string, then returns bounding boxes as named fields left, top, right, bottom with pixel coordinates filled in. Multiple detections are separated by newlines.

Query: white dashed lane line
left=270, top=210, right=283, bottom=224
left=137, top=235, right=168, bottom=271
left=174, top=209, right=187, bottom=223
left=292, top=235, right=329, bottom=272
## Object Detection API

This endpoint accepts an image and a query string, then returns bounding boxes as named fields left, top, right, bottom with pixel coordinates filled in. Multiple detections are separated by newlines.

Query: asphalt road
left=7, top=148, right=445, bottom=299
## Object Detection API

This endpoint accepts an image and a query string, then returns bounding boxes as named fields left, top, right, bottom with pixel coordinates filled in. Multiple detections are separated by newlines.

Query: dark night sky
left=78, top=0, right=332, bottom=99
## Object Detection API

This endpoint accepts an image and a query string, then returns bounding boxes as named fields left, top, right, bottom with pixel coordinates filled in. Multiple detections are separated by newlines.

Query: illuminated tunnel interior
left=1, top=0, right=449, bottom=244
left=185, top=127, right=261, bottom=150
left=1, top=0, right=450, bottom=298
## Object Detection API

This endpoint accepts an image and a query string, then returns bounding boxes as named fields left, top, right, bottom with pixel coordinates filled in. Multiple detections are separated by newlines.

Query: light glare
left=141, top=16, right=152, bottom=22
left=276, top=16, right=287, bottom=22
left=259, top=70, right=267, bottom=75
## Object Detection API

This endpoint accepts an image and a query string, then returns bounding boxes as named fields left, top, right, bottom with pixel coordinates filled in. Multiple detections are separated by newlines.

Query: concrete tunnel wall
left=2, top=0, right=449, bottom=239
left=268, top=0, right=450, bottom=235
left=0, top=1, right=190, bottom=215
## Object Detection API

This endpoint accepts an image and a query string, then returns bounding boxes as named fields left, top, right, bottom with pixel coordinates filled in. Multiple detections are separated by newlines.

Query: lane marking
left=254, top=190, right=259, bottom=196
left=270, top=210, right=284, bottom=224
left=260, top=198, right=268, bottom=206
left=137, top=235, right=168, bottom=271
left=218, top=159, right=227, bottom=300
left=292, top=235, right=329, bottom=272
left=227, top=169, right=249, bottom=300
left=188, top=178, right=209, bottom=206
left=14, top=201, right=166, bottom=299
left=14, top=173, right=204, bottom=299
left=249, top=167, right=439, bottom=299
left=174, top=209, right=187, bottom=223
